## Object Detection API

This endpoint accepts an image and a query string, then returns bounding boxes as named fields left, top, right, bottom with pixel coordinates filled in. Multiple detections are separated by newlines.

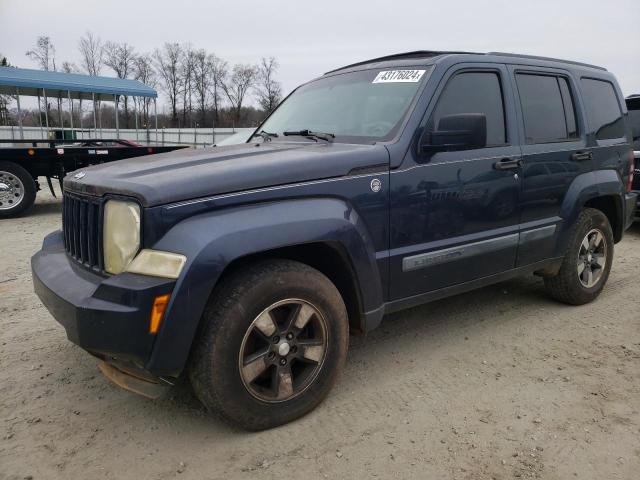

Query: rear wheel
left=544, top=208, right=614, bottom=305
left=189, top=259, right=349, bottom=430
left=0, top=162, right=37, bottom=218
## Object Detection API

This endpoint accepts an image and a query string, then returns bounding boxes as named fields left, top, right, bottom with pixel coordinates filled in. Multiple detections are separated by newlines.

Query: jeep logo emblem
left=74, top=171, right=86, bottom=180
left=370, top=178, right=382, bottom=193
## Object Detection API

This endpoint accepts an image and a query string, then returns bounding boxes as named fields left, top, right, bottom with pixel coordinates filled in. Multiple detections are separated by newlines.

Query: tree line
left=0, top=34, right=284, bottom=129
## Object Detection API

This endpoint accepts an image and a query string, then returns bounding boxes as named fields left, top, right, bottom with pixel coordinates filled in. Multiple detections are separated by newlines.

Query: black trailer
left=0, top=139, right=186, bottom=217
left=0, top=66, right=187, bottom=217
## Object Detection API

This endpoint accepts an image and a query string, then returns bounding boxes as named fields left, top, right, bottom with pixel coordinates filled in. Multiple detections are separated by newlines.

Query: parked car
left=32, top=51, right=637, bottom=430
left=625, top=94, right=640, bottom=220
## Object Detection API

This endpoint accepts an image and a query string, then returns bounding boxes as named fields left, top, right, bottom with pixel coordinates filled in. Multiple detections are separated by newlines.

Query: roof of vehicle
left=326, top=50, right=607, bottom=75
left=0, top=66, right=157, bottom=99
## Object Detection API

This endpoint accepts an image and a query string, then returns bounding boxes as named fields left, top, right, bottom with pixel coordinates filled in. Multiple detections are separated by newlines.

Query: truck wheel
left=0, top=162, right=37, bottom=218
left=544, top=208, right=614, bottom=305
left=189, top=259, right=349, bottom=430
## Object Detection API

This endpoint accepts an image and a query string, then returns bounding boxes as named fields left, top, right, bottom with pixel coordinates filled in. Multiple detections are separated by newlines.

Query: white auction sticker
left=372, top=70, right=426, bottom=83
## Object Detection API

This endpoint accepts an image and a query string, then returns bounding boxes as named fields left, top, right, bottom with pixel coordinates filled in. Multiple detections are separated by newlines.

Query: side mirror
left=420, top=113, right=487, bottom=153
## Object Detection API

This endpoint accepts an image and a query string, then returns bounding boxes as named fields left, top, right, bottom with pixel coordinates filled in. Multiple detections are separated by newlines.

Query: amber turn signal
left=149, top=294, right=171, bottom=334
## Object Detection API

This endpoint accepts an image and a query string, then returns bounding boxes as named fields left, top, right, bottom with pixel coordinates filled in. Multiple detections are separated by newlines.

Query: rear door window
left=516, top=73, right=578, bottom=144
left=580, top=78, right=625, bottom=140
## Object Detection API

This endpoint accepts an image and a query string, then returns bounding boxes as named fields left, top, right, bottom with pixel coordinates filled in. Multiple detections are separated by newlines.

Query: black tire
left=544, top=208, right=614, bottom=305
left=189, top=259, right=349, bottom=430
left=0, top=161, right=37, bottom=218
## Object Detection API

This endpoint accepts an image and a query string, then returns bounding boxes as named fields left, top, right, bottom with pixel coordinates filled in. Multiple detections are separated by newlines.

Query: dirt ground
left=1, top=188, right=639, bottom=480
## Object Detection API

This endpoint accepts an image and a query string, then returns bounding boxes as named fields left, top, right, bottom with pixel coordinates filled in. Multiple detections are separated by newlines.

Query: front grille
left=62, top=193, right=103, bottom=270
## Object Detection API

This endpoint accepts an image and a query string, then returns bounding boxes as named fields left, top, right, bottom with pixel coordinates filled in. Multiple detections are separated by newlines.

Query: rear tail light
left=627, top=150, right=635, bottom=193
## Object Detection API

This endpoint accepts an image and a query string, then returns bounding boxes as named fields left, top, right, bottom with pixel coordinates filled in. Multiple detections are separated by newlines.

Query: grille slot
left=63, top=193, right=103, bottom=270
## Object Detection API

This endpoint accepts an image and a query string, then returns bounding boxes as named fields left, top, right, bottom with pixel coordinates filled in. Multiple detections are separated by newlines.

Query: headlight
left=103, top=199, right=141, bottom=274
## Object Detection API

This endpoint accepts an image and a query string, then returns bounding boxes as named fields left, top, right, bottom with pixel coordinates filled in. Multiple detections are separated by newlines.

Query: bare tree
left=179, top=45, right=196, bottom=127
left=210, top=56, right=228, bottom=126
left=192, top=50, right=226, bottom=126
left=103, top=41, right=136, bottom=127
left=192, top=49, right=212, bottom=125
left=78, top=32, right=103, bottom=131
left=222, top=63, right=257, bottom=124
left=78, top=31, right=103, bottom=76
left=26, top=37, right=61, bottom=126
left=134, top=54, right=156, bottom=127
left=61, top=61, right=78, bottom=73
left=255, top=57, right=282, bottom=114
left=26, top=36, right=56, bottom=71
left=0, top=54, right=12, bottom=125
left=154, top=43, right=183, bottom=127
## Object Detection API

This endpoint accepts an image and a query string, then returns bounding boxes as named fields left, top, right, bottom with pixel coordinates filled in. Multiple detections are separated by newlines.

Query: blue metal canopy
left=0, top=66, right=157, bottom=99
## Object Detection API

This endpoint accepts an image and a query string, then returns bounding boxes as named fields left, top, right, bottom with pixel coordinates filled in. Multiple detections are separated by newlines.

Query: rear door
left=509, top=67, right=589, bottom=266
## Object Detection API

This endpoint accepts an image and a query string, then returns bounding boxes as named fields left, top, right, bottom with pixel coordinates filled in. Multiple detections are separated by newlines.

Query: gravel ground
left=1, top=187, right=639, bottom=480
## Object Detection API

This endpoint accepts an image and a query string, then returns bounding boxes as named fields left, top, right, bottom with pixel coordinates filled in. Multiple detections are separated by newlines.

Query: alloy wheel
left=577, top=228, right=607, bottom=288
left=0, top=171, right=25, bottom=211
left=238, top=298, right=328, bottom=403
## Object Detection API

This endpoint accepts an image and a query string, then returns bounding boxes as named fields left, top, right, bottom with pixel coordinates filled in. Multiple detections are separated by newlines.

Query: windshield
left=258, top=67, right=432, bottom=143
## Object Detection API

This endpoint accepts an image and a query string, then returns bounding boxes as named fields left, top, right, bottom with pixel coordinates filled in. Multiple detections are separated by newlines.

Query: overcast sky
left=1, top=0, right=639, bottom=108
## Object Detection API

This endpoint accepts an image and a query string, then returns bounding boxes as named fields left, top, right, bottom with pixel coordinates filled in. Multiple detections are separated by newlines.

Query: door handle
left=494, top=158, right=522, bottom=170
left=570, top=151, right=593, bottom=161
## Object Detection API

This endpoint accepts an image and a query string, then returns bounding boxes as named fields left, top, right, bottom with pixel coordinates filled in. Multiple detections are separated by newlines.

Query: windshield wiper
left=283, top=129, right=335, bottom=142
left=250, top=130, right=279, bottom=142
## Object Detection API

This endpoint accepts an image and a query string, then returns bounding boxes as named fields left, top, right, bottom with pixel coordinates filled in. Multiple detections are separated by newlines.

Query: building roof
left=0, top=66, right=157, bottom=99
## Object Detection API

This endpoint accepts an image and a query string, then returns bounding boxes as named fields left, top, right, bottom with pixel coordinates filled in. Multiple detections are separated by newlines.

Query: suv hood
left=64, top=141, right=389, bottom=207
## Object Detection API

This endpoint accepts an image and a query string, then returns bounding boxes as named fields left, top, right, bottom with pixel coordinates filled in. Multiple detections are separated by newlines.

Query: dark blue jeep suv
left=31, top=51, right=637, bottom=429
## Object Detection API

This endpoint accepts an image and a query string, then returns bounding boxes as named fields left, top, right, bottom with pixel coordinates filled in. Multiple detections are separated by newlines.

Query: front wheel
left=189, top=259, right=349, bottom=430
left=544, top=208, right=614, bottom=305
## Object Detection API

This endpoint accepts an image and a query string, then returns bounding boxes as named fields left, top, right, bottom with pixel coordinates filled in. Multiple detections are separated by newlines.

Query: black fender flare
left=555, top=169, right=624, bottom=255
left=146, top=197, right=383, bottom=376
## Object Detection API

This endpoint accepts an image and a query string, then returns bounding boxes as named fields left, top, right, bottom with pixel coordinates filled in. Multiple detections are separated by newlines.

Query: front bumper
left=31, top=230, right=175, bottom=374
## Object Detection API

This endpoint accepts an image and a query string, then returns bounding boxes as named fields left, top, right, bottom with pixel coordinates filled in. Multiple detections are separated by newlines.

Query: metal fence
left=0, top=126, right=253, bottom=147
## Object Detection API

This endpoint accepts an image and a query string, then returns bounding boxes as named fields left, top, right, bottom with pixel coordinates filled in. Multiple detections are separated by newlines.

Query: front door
left=390, top=64, right=522, bottom=300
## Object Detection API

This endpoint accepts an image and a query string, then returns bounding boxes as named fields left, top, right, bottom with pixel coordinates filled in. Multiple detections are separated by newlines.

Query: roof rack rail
left=325, top=50, right=481, bottom=74
left=487, top=52, right=606, bottom=71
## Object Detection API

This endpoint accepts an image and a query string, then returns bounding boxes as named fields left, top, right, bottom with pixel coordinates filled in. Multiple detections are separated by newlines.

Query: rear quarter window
left=580, top=78, right=625, bottom=140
